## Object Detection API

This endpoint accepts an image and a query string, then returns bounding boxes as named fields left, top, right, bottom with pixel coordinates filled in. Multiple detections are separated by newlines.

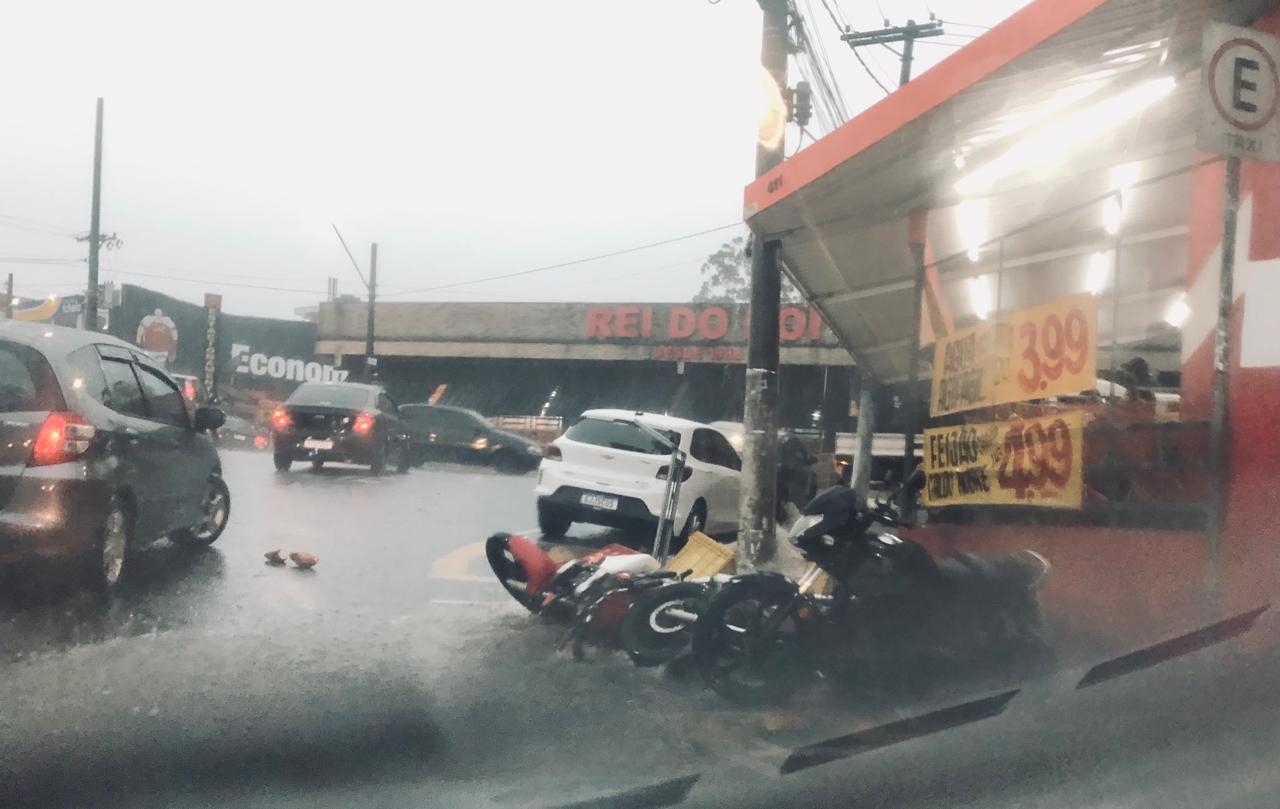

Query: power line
left=0, top=213, right=78, bottom=235
left=382, top=222, right=743, bottom=297
left=103, top=265, right=324, bottom=295
left=852, top=47, right=892, bottom=94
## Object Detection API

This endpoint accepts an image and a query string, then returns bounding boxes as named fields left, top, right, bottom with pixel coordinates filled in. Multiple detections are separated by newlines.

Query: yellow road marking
left=429, top=542, right=491, bottom=582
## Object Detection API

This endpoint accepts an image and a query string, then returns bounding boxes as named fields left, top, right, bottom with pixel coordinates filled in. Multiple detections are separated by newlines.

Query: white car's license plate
left=580, top=493, right=619, bottom=511
left=303, top=438, right=334, bottom=450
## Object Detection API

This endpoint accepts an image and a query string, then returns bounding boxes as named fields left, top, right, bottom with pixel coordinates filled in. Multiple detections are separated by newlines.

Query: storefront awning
left=746, top=0, right=1275, bottom=383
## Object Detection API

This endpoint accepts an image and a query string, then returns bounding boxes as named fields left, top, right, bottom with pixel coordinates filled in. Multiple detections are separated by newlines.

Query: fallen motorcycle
left=691, top=482, right=1052, bottom=704
left=486, top=532, right=720, bottom=663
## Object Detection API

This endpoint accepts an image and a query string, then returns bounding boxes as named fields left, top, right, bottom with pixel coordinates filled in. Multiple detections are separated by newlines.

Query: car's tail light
left=253, top=434, right=268, bottom=449
left=543, top=444, right=562, bottom=461
left=182, top=380, right=197, bottom=401
left=656, top=465, right=693, bottom=482
left=353, top=412, right=375, bottom=434
left=272, top=407, right=292, bottom=431
left=30, top=411, right=96, bottom=466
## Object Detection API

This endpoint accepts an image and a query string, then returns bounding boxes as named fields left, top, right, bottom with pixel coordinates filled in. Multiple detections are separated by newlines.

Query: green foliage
left=693, top=236, right=802, bottom=304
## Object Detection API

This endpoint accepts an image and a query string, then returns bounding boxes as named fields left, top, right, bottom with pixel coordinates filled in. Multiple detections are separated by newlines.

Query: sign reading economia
left=931, top=294, right=1097, bottom=417
left=1199, top=23, right=1280, bottom=163
left=922, top=411, right=1084, bottom=509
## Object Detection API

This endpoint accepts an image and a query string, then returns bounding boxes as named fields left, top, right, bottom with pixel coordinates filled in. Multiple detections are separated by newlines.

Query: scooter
left=691, top=478, right=1052, bottom=704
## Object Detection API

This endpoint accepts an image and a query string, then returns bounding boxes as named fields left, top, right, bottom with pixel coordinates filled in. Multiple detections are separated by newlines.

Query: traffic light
left=792, top=81, right=812, bottom=128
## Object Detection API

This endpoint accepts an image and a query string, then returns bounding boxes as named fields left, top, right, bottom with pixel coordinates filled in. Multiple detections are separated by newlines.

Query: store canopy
left=745, top=0, right=1275, bottom=383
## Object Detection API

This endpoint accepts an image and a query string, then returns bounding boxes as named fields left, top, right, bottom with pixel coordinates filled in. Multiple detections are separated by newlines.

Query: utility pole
left=841, top=19, right=945, bottom=86
left=739, top=0, right=790, bottom=568
left=366, top=243, right=377, bottom=380
left=4, top=274, right=12, bottom=320
left=841, top=18, right=942, bottom=499
left=85, top=97, right=104, bottom=332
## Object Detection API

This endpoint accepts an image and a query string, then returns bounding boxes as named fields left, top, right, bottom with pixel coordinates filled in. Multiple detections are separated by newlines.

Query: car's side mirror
left=194, top=406, right=226, bottom=433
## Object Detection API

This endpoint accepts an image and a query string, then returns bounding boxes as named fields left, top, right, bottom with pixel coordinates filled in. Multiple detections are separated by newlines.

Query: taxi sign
left=1198, top=22, right=1280, bottom=163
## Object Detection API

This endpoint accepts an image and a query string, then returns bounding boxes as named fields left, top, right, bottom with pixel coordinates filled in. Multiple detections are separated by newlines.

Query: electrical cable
left=852, top=46, right=893, bottom=94
left=381, top=222, right=743, bottom=297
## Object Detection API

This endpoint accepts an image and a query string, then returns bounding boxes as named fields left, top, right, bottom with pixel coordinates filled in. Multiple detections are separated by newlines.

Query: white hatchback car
left=534, top=409, right=741, bottom=542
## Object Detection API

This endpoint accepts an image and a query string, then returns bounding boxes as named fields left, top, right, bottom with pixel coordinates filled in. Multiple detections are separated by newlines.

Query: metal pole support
left=1206, top=155, right=1240, bottom=620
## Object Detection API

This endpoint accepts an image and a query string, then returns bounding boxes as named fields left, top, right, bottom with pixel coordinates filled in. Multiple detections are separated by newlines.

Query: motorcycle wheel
left=485, top=534, right=543, bottom=614
left=692, top=577, right=809, bottom=705
left=620, top=582, right=708, bottom=667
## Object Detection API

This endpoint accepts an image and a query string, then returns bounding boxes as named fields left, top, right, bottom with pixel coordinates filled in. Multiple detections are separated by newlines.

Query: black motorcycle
left=691, top=483, right=1052, bottom=704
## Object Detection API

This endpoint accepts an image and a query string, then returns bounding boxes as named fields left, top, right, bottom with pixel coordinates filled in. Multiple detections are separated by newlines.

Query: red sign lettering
left=779, top=307, right=806, bottom=341
left=614, top=306, right=640, bottom=338
left=586, top=307, right=612, bottom=337
left=697, top=307, right=729, bottom=340
left=668, top=306, right=696, bottom=339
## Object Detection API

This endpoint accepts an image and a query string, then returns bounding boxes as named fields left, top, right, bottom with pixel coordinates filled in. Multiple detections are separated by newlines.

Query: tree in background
left=693, top=236, right=802, bottom=303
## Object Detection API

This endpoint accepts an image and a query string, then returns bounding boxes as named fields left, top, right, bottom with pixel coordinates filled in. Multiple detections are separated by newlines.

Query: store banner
left=930, top=294, right=1097, bottom=417
left=922, top=411, right=1085, bottom=509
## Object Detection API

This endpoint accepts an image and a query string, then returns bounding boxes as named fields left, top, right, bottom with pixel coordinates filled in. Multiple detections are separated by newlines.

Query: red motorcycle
left=486, top=532, right=713, bottom=663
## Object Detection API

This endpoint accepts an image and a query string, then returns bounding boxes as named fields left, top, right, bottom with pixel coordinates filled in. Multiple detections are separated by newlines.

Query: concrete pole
left=738, top=0, right=789, bottom=568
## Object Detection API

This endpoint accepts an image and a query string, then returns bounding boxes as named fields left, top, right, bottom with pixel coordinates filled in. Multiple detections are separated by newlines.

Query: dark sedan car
left=0, top=321, right=229, bottom=594
left=398, top=404, right=542, bottom=473
left=271, top=382, right=411, bottom=474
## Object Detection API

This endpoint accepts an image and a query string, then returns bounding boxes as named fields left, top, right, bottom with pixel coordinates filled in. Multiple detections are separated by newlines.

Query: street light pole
left=366, top=242, right=378, bottom=380
left=85, top=98, right=104, bottom=331
left=739, top=0, right=789, bottom=568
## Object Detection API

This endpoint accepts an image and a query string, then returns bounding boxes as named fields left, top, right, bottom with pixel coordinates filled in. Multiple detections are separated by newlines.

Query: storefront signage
left=231, top=343, right=349, bottom=383
left=930, top=294, right=1097, bottom=417
left=1198, top=23, right=1280, bottom=163
left=585, top=304, right=824, bottom=343
left=922, top=411, right=1084, bottom=509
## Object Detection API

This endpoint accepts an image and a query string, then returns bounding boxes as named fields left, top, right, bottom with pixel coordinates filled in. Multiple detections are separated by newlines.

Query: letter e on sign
left=1199, top=23, right=1280, bottom=162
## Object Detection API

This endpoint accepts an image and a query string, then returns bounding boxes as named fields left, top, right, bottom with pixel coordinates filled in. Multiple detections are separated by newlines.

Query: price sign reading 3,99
left=931, top=294, right=1098, bottom=417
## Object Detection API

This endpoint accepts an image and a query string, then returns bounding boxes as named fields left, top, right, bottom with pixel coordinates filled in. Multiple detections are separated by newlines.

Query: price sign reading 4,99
left=922, top=411, right=1084, bottom=509
left=931, top=294, right=1098, bottom=417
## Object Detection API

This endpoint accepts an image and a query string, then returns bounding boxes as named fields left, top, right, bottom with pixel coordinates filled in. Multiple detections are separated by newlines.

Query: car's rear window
left=0, top=340, right=64, bottom=412
left=286, top=384, right=370, bottom=409
left=564, top=417, right=680, bottom=455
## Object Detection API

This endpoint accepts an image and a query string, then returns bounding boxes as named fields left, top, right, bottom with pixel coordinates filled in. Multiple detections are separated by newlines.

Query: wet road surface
left=2, top=450, right=1278, bottom=807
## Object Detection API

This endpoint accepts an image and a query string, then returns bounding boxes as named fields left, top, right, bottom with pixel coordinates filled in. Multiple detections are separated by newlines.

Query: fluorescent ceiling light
left=956, top=199, right=986, bottom=263
left=955, top=76, right=1176, bottom=195
left=1103, top=196, right=1123, bottom=235
left=1086, top=252, right=1110, bottom=295
left=1165, top=293, right=1190, bottom=328
left=968, top=276, right=993, bottom=320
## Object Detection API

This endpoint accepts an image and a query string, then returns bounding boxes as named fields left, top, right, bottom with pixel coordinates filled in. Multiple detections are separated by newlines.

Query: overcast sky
left=0, top=0, right=1028, bottom=319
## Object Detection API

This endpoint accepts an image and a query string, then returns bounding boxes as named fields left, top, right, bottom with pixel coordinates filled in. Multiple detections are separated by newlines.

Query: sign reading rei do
left=930, top=294, right=1098, bottom=418
left=1198, top=23, right=1280, bottom=162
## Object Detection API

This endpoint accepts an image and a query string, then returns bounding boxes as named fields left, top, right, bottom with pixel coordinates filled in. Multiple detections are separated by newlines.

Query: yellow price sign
left=922, top=411, right=1084, bottom=509
left=931, top=294, right=1098, bottom=417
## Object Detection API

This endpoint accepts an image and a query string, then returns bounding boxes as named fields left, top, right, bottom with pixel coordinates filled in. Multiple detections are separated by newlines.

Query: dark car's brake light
left=543, top=444, right=562, bottom=461
left=656, top=465, right=693, bottom=482
left=272, top=407, right=291, bottom=431
left=30, top=411, right=95, bottom=466
left=353, top=412, right=375, bottom=434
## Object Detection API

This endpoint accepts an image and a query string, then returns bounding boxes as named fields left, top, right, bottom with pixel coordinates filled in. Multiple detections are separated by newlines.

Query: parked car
left=271, top=382, right=411, bottom=474
left=215, top=415, right=268, bottom=450
left=0, top=321, right=229, bottom=594
left=534, top=409, right=741, bottom=541
left=399, top=404, right=543, bottom=473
